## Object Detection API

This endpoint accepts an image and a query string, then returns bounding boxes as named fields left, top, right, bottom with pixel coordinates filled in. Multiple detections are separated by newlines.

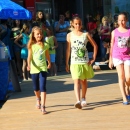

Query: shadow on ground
left=43, top=98, right=122, bottom=113
left=9, top=71, right=118, bottom=98
left=0, top=70, right=118, bottom=109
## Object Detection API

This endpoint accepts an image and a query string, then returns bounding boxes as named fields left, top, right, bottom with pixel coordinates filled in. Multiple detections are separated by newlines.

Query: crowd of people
left=0, top=10, right=130, bottom=114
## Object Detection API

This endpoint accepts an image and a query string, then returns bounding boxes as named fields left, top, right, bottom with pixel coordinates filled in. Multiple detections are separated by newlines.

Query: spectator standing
left=54, top=13, right=69, bottom=72
left=65, top=11, right=71, bottom=21
left=98, top=16, right=111, bottom=61
left=11, top=20, right=23, bottom=79
left=14, top=23, right=30, bottom=80
left=33, top=11, right=48, bottom=38
left=46, top=29, right=58, bottom=76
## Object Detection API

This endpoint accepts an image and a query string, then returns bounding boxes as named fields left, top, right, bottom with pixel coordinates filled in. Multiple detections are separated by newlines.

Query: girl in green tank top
left=27, top=26, right=51, bottom=114
left=46, top=29, right=58, bottom=76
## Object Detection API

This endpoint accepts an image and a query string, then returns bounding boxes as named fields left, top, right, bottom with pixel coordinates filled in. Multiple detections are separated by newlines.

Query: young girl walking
left=14, top=23, right=30, bottom=80
left=109, top=12, right=130, bottom=105
left=46, top=29, right=58, bottom=76
left=66, top=16, right=97, bottom=109
left=27, top=26, right=51, bottom=114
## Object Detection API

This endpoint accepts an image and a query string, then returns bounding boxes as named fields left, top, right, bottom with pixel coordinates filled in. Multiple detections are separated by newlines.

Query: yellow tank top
left=46, top=36, right=55, bottom=54
left=30, top=43, right=49, bottom=74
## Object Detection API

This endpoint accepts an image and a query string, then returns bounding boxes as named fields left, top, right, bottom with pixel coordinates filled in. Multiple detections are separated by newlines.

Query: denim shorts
left=50, top=54, right=56, bottom=63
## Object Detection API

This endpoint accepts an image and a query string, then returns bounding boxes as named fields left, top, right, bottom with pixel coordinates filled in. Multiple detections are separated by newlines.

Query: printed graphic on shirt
left=34, top=48, right=45, bottom=66
left=118, top=36, right=130, bottom=48
left=71, top=40, right=88, bottom=62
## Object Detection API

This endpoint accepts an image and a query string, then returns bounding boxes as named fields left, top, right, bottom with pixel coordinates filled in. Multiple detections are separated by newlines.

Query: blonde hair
left=102, top=16, right=108, bottom=23
left=28, top=26, right=43, bottom=49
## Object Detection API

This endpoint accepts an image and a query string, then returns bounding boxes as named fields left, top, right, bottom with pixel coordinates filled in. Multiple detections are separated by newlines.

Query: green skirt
left=70, top=64, right=94, bottom=80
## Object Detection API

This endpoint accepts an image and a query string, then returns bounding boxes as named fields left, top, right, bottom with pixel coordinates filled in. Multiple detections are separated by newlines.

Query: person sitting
left=93, top=38, right=114, bottom=70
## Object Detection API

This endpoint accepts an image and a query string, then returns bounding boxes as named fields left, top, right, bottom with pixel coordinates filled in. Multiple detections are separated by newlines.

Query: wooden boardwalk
left=0, top=70, right=130, bottom=130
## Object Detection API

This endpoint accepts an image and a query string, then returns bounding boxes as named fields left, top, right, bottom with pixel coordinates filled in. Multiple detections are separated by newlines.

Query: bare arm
left=98, top=26, right=111, bottom=36
left=58, top=27, right=69, bottom=32
left=53, top=36, right=58, bottom=49
left=55, top=22, right=60, bottom=32
left=45, top=50, right=51, bottom=69
left=109, top=30, right=114, bottom=69
left=27, top=48, right=32, bottom=71
left=65, top=33, right=71, bottom=72
left=14, top=34, right=23, bottom=48
left=55, top=21, right=69, bottom=32
left=87, top=32, right=98, bottom=64
left=103, top=27, right=111, bottom=35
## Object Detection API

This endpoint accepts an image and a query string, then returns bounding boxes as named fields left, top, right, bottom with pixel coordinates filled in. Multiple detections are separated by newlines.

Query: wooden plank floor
left=0, top=70, right=130, bottom=130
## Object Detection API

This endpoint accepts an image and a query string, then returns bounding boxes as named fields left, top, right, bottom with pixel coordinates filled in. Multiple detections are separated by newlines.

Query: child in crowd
left=111, top=21, right=118, bottom=31
left=67, top=20, right=74, bottom=34
left=98, top=16, right=111, bottom=61
left=93, top=38, right=110, bottom=70
left=109, top=12, right=130, bottom=105
left=46, top=29, right=58, bottom=76
left=14, top=23, right=30, bottom=80
left=27, top=26, right=51, bottom=114
left=66, top=16, right=97, bottom=109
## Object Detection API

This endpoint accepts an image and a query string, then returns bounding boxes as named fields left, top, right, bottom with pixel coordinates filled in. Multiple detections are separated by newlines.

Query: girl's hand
left=27, top=65, right=30, bottom=71
left=88, top=59, right=95, bottom=65
left=100, top=30, right=104, bottom=34
left=52, top=46, right=55, bottom=50
left=47, top=63, right=51, bottom=69
left=66, top=64, right=70, bottom=73
left=109, top=61, right=113, bottom=69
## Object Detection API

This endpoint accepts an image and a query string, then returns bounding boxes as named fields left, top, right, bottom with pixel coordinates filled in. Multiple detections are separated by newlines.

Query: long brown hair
left=28, top=26, right=44, bottom=49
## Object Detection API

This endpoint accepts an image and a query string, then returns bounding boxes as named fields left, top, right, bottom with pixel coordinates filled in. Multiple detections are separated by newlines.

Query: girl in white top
left=66, top=16, right=97, bottom=109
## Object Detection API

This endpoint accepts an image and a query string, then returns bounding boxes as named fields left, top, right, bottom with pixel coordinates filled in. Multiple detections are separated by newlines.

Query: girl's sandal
left=41, top=106, right=48, bottom=114
left=36, top=98, right=41, bottom=109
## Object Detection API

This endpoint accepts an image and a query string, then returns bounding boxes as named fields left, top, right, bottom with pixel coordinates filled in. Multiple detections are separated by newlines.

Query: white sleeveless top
left=70, top=32, right=89, bottom=64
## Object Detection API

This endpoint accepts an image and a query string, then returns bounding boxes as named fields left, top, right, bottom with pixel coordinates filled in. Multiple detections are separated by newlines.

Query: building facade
left=11, top=0, right=130, bottom=22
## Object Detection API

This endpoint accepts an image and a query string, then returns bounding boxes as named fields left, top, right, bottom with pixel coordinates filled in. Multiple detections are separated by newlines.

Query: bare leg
left=22, top=59, right=27, bottom=80
left=124, top=64, right=130, bottom=96
left=74, top=79, right=80, bottom=102
left=50, top=63, right=54, bottom=76
left=34, top=90, right=41, bottom=108
left=116, top=64, right=127, bottom=102
left=51, top=62, right=57, bottom=76
left=53, top=63, right=57, bottom=75
left=125, top=82, right=130, bottom=96
left=41, top=92, right=46, bottom=107
left=41, top=92, right=47, bottom=114
left=80, top=79, right=88, bottom=99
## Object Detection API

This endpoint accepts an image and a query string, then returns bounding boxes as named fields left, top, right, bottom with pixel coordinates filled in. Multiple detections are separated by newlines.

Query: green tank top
left=30, top=43, right=49, bottom=74
left=46, top=36, right=55, bottom=54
